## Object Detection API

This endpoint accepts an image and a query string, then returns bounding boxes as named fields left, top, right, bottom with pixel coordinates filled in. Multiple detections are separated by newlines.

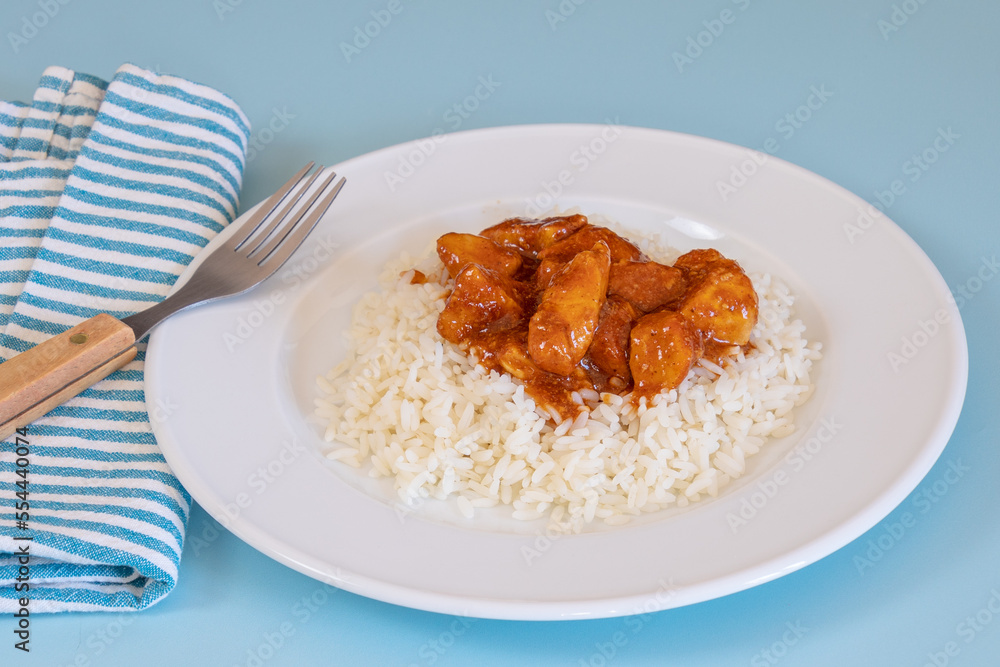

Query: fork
left=0, top=162, right=345, bottom=441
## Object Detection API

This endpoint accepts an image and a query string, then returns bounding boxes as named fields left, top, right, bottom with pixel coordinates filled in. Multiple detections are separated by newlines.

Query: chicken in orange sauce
left=528, top=241, right=610, bottom=376
left=436, top=232, right=522, bottom=279
left=629, top=310, right=704, bottom=400
left=537, top=225, right=644, bottom=264
left=608, top=259, right=686, bottom=312
left=587, top=296, right=641, bottom=389
left=480, top=214, right=588, bottom=257
left=433, top=214, right=758, bottom=421
left=436, top=264, right=523, bottom=344
left=674, top=248, right=758, bottom=355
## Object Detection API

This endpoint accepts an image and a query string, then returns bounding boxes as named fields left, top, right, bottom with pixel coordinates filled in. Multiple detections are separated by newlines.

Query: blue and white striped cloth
left=0, top=65, right=249, bottom=612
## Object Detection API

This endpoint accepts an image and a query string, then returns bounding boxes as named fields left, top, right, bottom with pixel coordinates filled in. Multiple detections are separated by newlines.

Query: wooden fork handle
left=0, top=314, right=136, bottom=441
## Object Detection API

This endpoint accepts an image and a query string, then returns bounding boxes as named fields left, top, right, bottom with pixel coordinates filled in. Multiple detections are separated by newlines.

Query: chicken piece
left=675, top=252, right=758, bottom=346
left=533, top=258, right=565, bottom=289
left=494, top=336, right=593, bottom=386
left=608, top=260, right=687, bottom=312
left=480, top=214, right=588, bottom=257
left=587, top=296, right=641, bottom=385
left=629, top=311, right=704, bottom=398
left=537, top=225, right=643, bottom=265
left=436, top=232, right=523, bottom=279
left=528, top=242, right=611, bottom=376
left=493, top=337, right=539, bottom=383
left=672, top=248, right=725, bottom=276
left=436, top=264, right=524, bottom=344
left=535, top=226, right=647, bottom=289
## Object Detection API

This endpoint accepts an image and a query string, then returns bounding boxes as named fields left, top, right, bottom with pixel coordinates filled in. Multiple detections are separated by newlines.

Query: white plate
left=146, top=125, right=967, bottom=620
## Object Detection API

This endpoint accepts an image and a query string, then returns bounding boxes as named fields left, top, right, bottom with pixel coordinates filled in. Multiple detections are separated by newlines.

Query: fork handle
left=0, top=314, right=136, bottom=441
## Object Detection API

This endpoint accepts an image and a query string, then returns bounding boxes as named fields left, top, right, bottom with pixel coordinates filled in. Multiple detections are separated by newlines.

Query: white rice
left=314, top=238, right=822, bottom=531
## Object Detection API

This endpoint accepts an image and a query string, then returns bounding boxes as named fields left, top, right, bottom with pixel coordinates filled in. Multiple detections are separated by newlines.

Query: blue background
left=3, top=0, right=998, bottom=665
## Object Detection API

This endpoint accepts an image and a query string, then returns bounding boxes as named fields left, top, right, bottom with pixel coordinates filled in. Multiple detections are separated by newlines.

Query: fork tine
left=232, top=161, right=315, bottom=251
left=256, top=173, right=345, bottom=269
left=253, top=169, right=342, bottom=265
left=243, top=167, right=323, bottom=258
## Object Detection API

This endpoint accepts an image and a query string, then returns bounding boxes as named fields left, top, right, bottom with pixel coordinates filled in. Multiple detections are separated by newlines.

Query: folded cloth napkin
left=0, top=65, right=249, bottom=612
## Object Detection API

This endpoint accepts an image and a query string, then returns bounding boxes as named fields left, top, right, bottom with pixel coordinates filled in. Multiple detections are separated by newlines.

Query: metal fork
left=0, top=163, right=345, bottom=440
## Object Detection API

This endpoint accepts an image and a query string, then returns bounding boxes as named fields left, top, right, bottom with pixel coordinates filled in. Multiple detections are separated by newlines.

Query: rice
left=314, top=235, right=822, bottom=531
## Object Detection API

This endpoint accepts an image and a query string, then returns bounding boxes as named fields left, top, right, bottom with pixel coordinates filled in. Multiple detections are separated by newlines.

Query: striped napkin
left=0, top=65, right=249, bottom=612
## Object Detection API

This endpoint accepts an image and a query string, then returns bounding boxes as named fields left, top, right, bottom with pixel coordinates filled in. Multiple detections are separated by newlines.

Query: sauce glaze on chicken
left=433, top=214, right=758, bottom=421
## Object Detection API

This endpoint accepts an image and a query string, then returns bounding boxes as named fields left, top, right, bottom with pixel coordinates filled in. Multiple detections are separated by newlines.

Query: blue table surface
left=3, top=0, right=998, bottom=665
